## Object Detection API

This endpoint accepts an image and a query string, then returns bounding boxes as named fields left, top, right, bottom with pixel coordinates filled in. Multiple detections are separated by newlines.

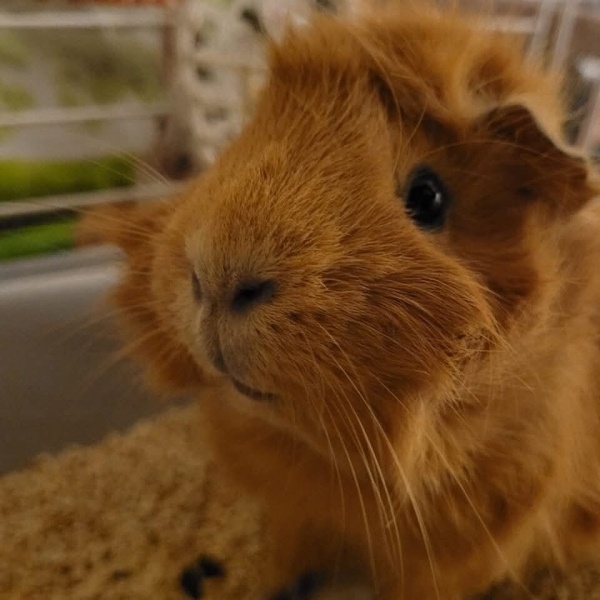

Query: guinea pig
left=98, top=3, right=600, bottom=599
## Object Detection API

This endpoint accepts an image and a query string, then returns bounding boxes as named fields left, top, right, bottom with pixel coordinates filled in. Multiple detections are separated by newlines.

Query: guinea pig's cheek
left=154, top=267, right=209, bottom=371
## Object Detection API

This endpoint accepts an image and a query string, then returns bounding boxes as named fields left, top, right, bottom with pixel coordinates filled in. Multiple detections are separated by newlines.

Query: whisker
left=315, top=324, right=405, bottom=576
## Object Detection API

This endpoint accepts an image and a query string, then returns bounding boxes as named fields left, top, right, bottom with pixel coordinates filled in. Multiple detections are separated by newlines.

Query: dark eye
left=403, top=166, right=450, bottom=230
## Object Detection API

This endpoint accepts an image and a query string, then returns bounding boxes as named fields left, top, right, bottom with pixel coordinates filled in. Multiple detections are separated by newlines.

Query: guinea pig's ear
left=477, top=103, right=596, bottom=216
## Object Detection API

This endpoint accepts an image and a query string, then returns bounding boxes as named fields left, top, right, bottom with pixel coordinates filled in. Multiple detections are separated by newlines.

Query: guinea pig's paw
left=268, top=572, right=373, bottom=600
left=179, top=555, right=226, bottom=599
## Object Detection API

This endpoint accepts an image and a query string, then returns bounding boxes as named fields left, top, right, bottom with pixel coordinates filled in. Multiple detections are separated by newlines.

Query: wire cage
left=0, top=1, right=174, bottom=227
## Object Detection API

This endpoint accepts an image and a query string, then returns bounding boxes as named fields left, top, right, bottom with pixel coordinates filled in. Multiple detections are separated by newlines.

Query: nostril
left=231, top=278, right=277, bottom=313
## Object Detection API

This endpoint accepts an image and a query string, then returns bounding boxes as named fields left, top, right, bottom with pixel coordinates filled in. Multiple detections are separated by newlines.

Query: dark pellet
left=179, top=565, right=203, bottom=599
left=198, top=556, right=226, bottom=579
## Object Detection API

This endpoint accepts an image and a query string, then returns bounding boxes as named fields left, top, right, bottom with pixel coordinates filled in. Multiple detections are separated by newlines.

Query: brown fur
left=94, top=4, right=600, bottom=599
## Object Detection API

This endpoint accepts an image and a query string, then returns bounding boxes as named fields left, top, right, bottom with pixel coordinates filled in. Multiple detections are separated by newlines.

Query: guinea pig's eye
left=191, top=272, right=202, bottom=303
left=403, top=166, right=450, bottom=231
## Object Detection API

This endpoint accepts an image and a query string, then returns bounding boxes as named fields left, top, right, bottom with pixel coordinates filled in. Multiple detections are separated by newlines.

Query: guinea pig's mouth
left=231, top=378, right=276, bottom=402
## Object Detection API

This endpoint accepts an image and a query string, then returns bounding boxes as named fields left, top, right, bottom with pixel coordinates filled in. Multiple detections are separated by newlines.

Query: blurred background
left=0, top=0, right=599, bottom=475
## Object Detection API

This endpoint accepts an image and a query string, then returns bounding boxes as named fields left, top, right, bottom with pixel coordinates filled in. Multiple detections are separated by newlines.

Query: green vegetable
left=0, top=218, right=76, bottom=261
left=0, top=157, right=135, bottom=202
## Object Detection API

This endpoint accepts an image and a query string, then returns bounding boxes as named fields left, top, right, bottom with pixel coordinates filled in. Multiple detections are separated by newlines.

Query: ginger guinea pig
left=100, top=4, right=600, bottom=599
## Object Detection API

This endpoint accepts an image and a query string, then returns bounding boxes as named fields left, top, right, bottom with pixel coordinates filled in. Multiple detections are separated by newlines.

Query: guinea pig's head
left=108, top=7, right=596, bottom=463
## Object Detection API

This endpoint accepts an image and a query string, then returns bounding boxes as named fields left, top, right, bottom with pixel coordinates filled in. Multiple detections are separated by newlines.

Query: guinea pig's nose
left=231, top=278, right=277, bottom=313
